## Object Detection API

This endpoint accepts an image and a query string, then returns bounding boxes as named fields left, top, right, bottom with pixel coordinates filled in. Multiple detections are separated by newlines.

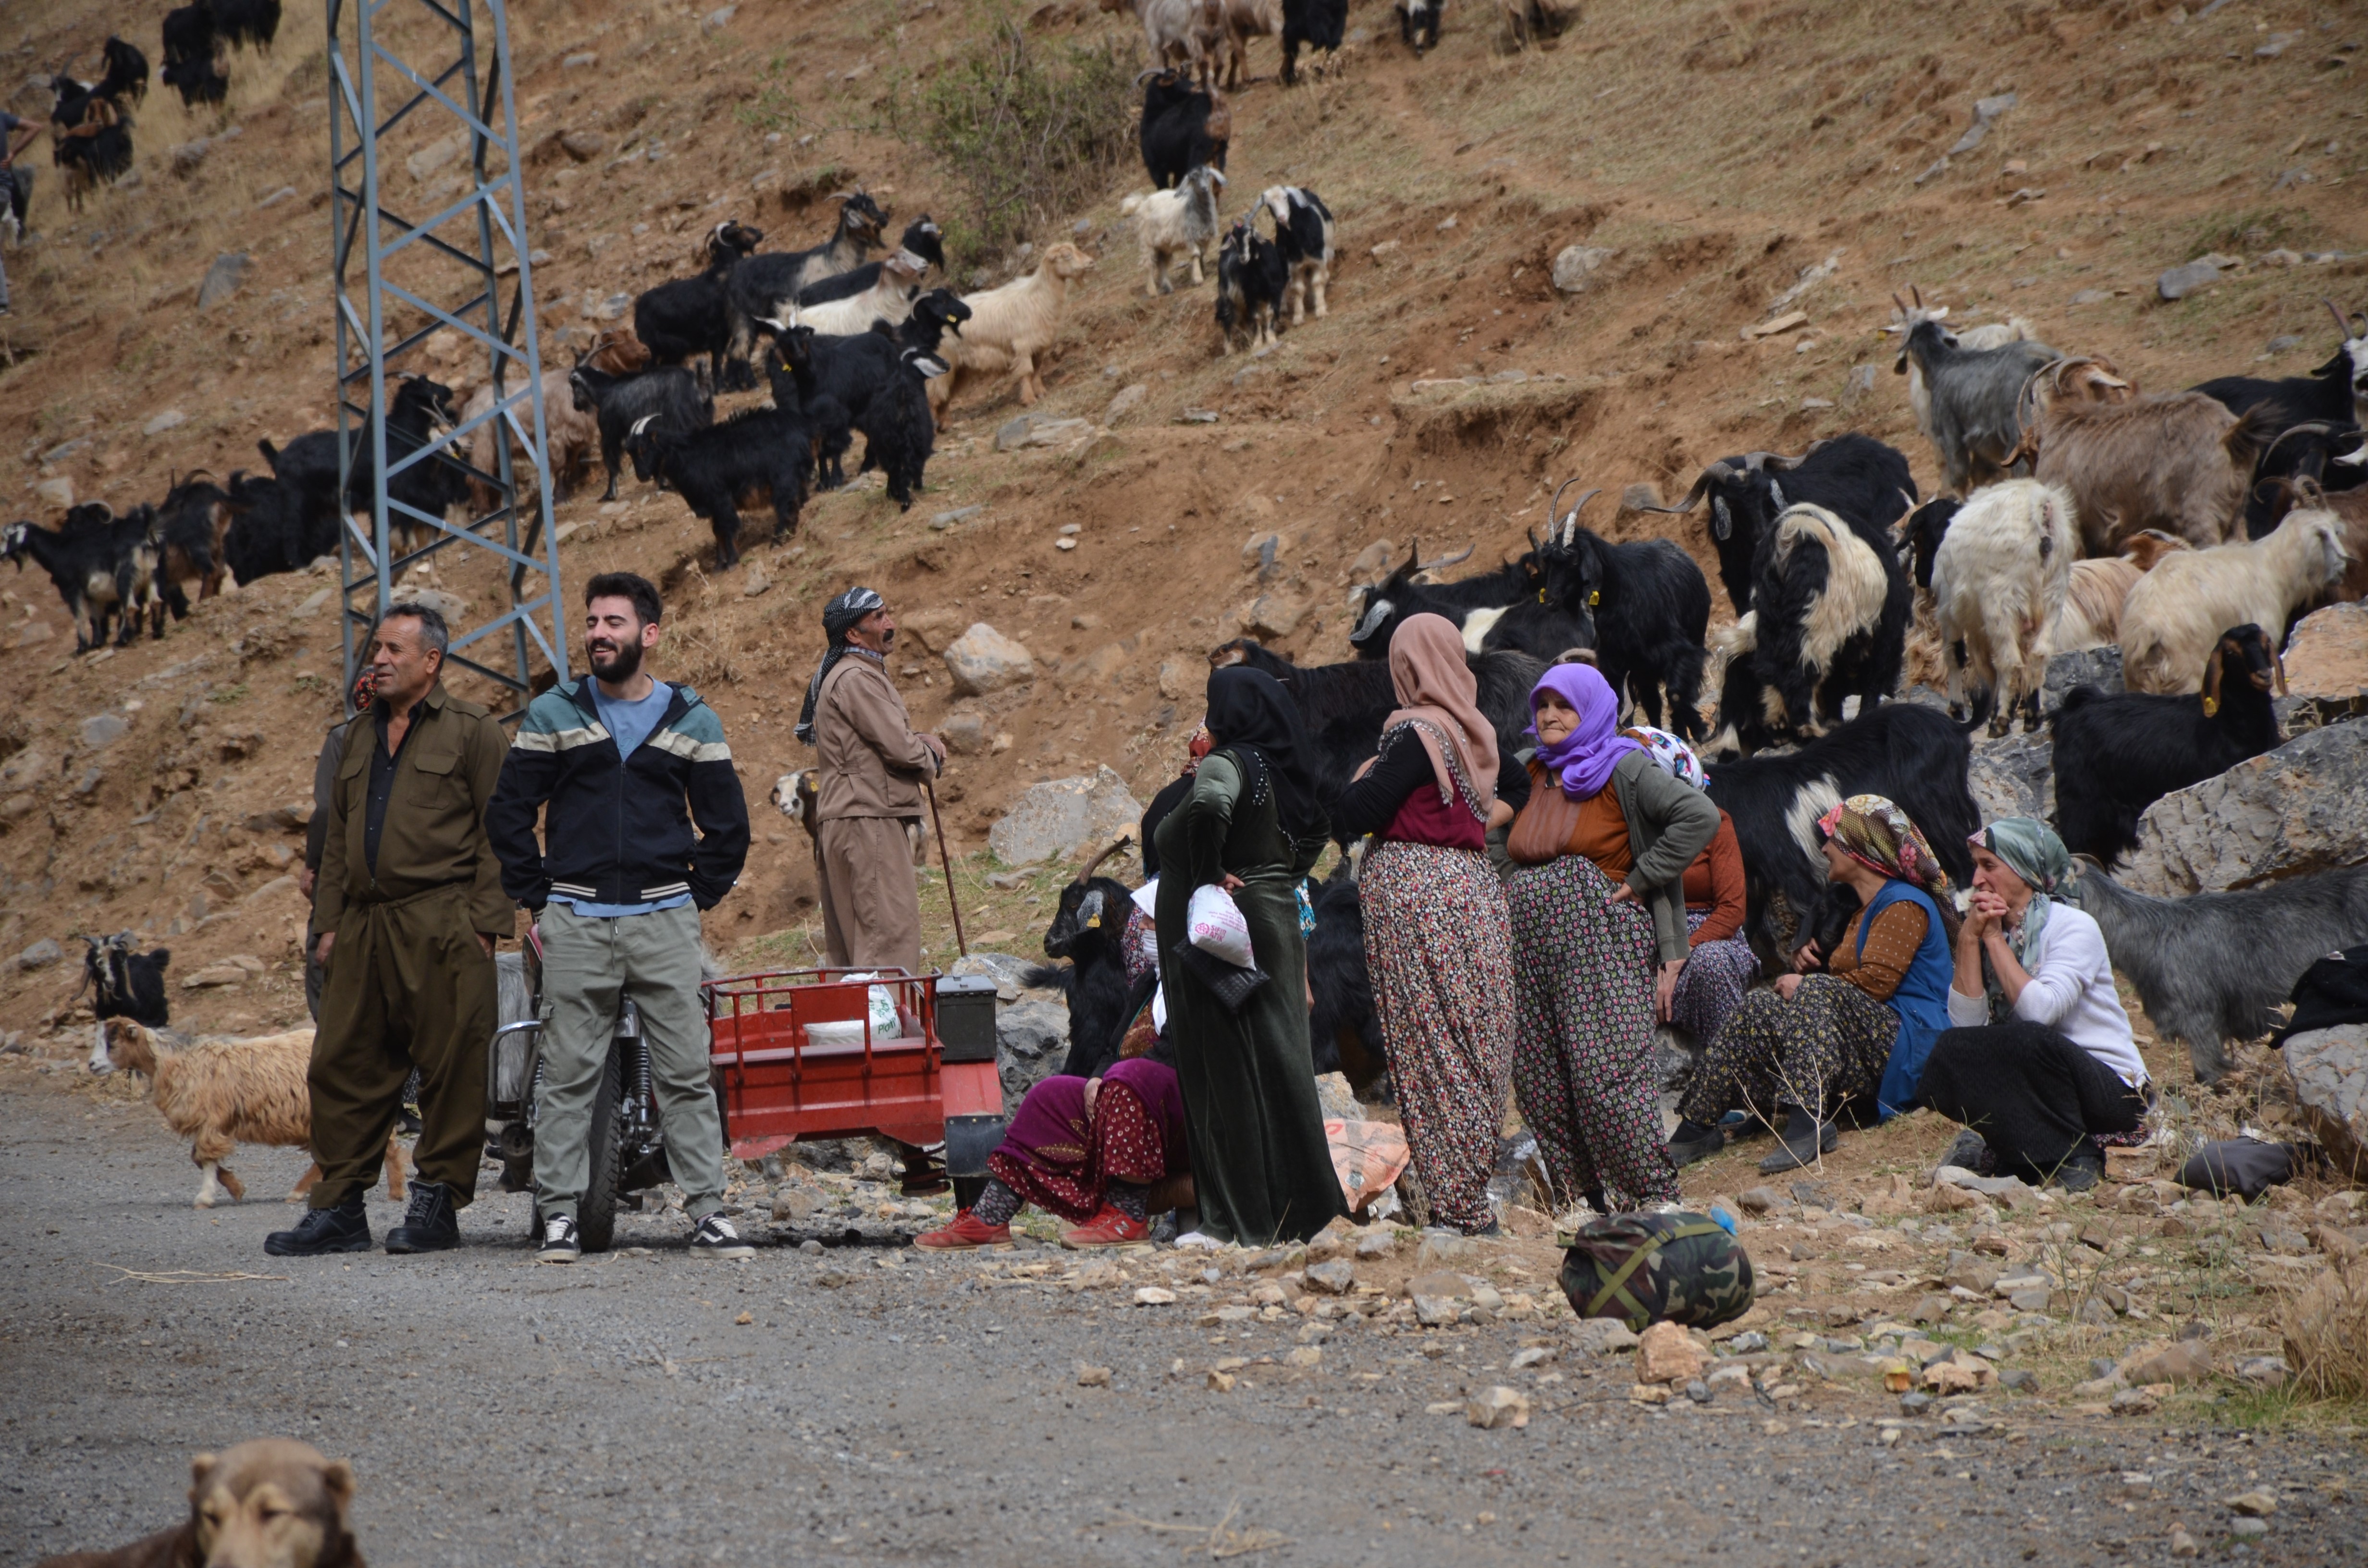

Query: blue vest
left=1860, top=880, right=1955, bottom=1120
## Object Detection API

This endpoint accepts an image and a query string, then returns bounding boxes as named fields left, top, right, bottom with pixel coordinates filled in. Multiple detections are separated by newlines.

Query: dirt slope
left=4, top=0, right=2365, bottom=1038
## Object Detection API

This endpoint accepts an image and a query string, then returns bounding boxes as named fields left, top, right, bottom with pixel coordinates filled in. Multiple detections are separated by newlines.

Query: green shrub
left=900, top=20, right=1137, bottom=267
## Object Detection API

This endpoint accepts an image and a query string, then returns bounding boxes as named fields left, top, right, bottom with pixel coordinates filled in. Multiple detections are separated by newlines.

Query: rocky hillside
left=4, top=0, right=2366, bottom=1043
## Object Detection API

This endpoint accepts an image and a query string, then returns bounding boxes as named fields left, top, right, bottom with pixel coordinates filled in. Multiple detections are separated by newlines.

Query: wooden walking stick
left=922, top=776, right=968, bottom=958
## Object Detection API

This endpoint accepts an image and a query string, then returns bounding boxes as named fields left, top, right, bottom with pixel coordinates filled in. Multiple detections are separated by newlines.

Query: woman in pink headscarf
left=1327, top=614, right=1529, bottom=1234
left=1503, top=662, right=1719, bottom=1213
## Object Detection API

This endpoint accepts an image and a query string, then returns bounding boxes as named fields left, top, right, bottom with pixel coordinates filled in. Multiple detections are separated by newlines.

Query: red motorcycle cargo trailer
left=704, top=968, right=1007, bottom=1208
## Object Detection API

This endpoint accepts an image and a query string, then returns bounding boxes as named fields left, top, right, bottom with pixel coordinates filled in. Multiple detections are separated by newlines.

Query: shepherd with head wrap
left=1151, top=666, right=1345, bottom=1246
left=1917, top=818, right=2151, bottom=1191
left=1326, top=614, right=1529, bottom=1233
left=1673, top=793, right=1959, bottom=1175
left=1500, top=663, right=1719, bottom=1213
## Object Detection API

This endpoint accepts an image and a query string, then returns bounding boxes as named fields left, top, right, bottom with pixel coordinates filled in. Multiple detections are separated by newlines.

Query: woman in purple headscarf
left=1503, top=662, right=1719, bottom=1212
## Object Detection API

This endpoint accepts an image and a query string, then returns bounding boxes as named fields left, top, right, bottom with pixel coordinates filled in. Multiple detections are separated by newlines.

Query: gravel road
left=3, top=1066, right=2362, bottom=1568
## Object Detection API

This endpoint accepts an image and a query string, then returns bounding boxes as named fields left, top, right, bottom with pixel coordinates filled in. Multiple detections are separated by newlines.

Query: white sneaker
left=537, top=1214, right=580, bottom=1263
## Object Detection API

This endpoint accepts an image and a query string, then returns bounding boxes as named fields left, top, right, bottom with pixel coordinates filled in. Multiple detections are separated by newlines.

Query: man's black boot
left=265, top=1194, right=371, bottom=1257
left=384, top=1180, right=460, bottom=1253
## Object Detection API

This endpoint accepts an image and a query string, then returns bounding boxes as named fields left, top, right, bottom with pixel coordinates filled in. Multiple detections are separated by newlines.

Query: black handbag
left=1172, top=942, right=1270, bottom=1014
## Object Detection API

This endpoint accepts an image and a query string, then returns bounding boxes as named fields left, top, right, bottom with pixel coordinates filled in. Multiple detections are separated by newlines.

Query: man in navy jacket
left=486, top=572, right=751, bottom=1262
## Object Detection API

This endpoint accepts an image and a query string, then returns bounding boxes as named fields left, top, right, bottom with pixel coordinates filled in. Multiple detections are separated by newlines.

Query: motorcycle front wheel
left=578, top=1037, right=627, bottom=1254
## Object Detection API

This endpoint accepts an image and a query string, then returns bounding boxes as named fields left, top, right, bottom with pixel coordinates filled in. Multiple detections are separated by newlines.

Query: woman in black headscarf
left=1152, top=667, right=1346, bottom=1245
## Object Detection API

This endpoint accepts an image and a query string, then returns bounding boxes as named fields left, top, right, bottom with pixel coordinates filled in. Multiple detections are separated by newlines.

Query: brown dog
left=36, top=1439, right=363, bottom=1568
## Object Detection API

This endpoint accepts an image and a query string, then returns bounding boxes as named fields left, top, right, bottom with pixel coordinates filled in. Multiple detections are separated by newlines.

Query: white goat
left=791, top=250, right=929, bottom=338
left=2036, top=529, right=2189, bottom=656
left=106, top=1022, right=407, bottom=1209
left=2118, top=507, right=2352, bottom=694
left=1135, top=165, right=1226, bottom=295
left=1929, top=479, right=2075, bottom=734
left=927, top=243, right=1097, bottom=423
left=1261, top=184, right=1336, bottom=324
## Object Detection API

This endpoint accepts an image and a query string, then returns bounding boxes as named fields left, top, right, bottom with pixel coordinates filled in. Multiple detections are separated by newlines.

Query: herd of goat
left=17, top=0, right=2368, bottom=1098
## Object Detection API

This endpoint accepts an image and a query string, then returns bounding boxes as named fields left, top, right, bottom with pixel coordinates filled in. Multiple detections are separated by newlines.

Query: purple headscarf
left=1529, top=662, right=1639, bottom=798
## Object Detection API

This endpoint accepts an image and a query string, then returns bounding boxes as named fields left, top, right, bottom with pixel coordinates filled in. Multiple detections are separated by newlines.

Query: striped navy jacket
left=486, top=677, right=749, bottom=912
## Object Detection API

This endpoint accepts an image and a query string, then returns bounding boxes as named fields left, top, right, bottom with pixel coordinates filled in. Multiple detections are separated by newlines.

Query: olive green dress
left=1154, top=751, right=1348, bottom=1246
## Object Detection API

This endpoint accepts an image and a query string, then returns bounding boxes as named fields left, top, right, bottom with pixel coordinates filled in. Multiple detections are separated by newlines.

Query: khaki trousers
left=308, top=882, right=494, bottom=1207
left=531, top=902, right=728, bottom=1222
left=815, top=815, right=923, bottom=973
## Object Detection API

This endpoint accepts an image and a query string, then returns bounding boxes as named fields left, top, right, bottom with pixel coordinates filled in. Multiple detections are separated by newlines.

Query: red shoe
left=1058, top=1205, right=1150, bottom=1249
left=914, top=1209, right=1012, bottom=1250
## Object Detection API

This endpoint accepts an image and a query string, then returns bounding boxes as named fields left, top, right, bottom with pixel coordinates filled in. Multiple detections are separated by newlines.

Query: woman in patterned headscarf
left=1673, top=795, right=1958, bottom=1174
left=1918, top=819, right=2150, bottom=1191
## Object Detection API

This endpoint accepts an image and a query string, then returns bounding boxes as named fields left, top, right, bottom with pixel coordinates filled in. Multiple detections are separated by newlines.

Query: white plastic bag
left=841, top=971, right=904, bottom=1036
left=1186, top=883, right=1255, bottom=968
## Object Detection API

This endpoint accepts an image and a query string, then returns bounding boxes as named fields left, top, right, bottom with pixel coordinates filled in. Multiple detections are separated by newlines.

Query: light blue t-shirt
left=555, top=681, right=692, bottom=920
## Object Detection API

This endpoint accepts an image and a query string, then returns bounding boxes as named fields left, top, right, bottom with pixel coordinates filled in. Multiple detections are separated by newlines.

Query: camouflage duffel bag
left=1557, top=1211, right=1755, bottom=1332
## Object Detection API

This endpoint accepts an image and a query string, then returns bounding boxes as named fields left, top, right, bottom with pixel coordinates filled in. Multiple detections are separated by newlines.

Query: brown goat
left=2039, top=530, right=2191, bottom=656
left=583, top=329, right=652, bottom=376
left=2025, top=392, right=2277, bottom=554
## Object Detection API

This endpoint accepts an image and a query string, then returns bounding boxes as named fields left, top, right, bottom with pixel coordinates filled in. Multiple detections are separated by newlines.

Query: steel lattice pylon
left=326, top=0, right=565, bottom=713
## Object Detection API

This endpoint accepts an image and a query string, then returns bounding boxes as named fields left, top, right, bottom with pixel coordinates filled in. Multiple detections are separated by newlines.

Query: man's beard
left=588, top=637, right=644, bottom=682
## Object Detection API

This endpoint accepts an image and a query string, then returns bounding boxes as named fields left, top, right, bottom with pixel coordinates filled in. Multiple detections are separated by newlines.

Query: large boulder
left=987, top=766, right=1146, bottom=866
left=996, top=998, right=1070, bottom=1103
left=943, top=623, right=1036, bottom=696
left=1967, top=729, right=2053, bottom=824
left=2120, top=720, right=2368, bottom=895
left=2281, top=603, right=2368, bottom=701
left=2042, top=644, right=2122, bottom=714
left=2283, top=1023, right=2368, bottom=1180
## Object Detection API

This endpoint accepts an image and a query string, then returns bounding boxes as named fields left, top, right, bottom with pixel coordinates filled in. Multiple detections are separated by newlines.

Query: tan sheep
left=107, top=1023, right=407, bottom=1209
left=927, top=244, right=1098, bottom=426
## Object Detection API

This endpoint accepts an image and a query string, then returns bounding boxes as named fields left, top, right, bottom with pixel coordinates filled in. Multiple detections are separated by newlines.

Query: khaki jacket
left=813, top=653, right=940, bottom=821
left=312, top=682, right=513, bottom=940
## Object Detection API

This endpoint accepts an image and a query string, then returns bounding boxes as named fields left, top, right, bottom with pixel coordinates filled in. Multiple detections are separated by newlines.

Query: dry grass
left=2281, top=1258, right=2368, bottom=1401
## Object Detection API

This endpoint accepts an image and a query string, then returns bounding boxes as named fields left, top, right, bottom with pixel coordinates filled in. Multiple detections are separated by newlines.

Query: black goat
left=1026, top=840, right=1141, bottom=1081
left=1280, top=0, right=1346, bottom=84
left=2049, top=624, right=2284, bottom=869
left=1209, top=637, right=1546, bottom=826
left=221, top=468, right=324, bottom=584
left=724, top=193, right=889, bottom=387
left=1643, top=434, right=1918, bottom=616
left=1702, top=701, right=1979, bottom=964
left=569, top=362, right=713, bottom=502
left=95, top=36, right=150, bottom=105
left=1139, top=69, right=1230, bottom=191
left=631, top=220, right=764, bottom=387
left=212, top=0, right=282, bottom=53
left=259, top=375, right=468, bottom=562
left=160, top=50, right=228, bottom=108
left=850, top=348, right=951, bottom=510
left=2064, top=860, right=2368, bottom=1084
left=1898, top=495, right=1962, bottom=593
left=624, top=405, right=814, bottom=569
left=1395, top=0, right=1443, bottom=53
left=1305, top=860, right=1383, bottom=1086
left=152, top=473, right=233, bottom=622
left=1531, top=486, right=1712, bottom=737
left=1348, top=539, right=1531, bottom=656
left=2192, top=301, right=2368, bottom=444
left=2244, top=421, right=2366, bottom=539
left=1717, top=502, right=1912, bottom=749
left=4, top=505, right=159, bottom=649
left=795, top=216, right=947, bottom=306
left=50, top=92, right=133, bottom=208
left=81, top=932, right=171, bottom=1073
left=160, top=4, right=217, bottom=67
left=1213, top=217, right=1287, bottom=355
left=766, top=293, right=971, bottom=491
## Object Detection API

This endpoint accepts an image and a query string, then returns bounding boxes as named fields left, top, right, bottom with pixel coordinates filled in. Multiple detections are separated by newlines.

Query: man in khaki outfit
left=796, top=587, right=945, bottom=974
left=266, top=603, right=511, bottom=1258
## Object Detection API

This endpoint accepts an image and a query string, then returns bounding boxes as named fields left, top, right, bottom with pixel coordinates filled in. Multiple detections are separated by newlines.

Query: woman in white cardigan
left=1917, top=818, right=2151, bottom=1191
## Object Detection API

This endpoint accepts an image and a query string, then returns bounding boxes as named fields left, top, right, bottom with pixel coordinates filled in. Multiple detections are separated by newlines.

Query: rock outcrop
left=2120, top=719, right=2368, bottom=896
left=942, top=623, right=1036, bottom=696
left=2283, top=1022, right=2368, bottom=1179
left=987, top=766, right=1145, bottom=866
